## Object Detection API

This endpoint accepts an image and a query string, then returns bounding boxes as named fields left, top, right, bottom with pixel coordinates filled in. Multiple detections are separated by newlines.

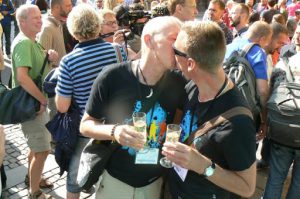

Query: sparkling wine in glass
left=132, top=112, right=147, bottom=148
left=160, top=124, right=181, bottom=168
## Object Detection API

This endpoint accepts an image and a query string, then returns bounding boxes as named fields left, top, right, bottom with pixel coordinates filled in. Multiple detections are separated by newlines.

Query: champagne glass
left=132, top=112, right=147, bottom=150
left=160, top=124, right=181, bottom=168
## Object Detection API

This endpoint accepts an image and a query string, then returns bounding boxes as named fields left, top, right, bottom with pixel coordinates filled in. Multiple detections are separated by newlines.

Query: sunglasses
left=172, top=44, right=189, bottom=58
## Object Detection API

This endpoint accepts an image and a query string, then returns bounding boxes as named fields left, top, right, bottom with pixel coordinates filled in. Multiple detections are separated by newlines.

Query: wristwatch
left=203, top=161, right=216, bottom=177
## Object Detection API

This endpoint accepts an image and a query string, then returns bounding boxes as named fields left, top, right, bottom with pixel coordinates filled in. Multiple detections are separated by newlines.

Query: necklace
left=137, top=61, right=153, bottom=98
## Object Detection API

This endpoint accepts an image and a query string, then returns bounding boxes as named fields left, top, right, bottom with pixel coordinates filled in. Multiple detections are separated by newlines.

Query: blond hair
left=67, top=4, right=100, bottom=40
left=182, top=21, right=226, bottom=73
left=247, top=21, right=272, bottom=41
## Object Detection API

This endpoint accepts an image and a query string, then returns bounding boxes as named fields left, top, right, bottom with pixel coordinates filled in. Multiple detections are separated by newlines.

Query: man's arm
left=256, top=78, right=269, bottom=138
left=80, top=112, right=145, bottom=150
left=162, top=143, right=256, bottom=198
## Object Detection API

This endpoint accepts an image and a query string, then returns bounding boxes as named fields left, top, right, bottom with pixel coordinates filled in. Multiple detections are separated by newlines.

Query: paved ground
left=1, top=123, right=292, bottom=199
left=1, top=124, right=94, bottom=199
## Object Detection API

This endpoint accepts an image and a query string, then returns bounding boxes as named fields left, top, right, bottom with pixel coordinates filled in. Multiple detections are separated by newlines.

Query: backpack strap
left=240, top=43, right=257, bottom=58
left=282, top=57, right=295, bottom=82
left=185, top=106, right=253, bottom=146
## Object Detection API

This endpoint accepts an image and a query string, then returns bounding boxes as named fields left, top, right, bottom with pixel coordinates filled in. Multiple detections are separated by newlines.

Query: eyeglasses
left=172, top=44, right=189, bottom=58
left=103, top=20, right=117, bottom=26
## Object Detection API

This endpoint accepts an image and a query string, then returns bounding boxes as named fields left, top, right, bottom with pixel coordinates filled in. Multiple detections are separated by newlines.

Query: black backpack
left=267, top=56, right=300, bottom=148
left=223, top=43, right=261, bottom=127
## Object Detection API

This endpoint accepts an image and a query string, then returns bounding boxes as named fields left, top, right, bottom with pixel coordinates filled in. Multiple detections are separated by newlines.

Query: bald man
left=80, top=16, right=187, bottom=199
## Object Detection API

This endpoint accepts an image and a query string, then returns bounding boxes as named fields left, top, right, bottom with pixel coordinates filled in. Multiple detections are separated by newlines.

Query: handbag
left=43, top=68, right=59, bottom=98
left=45, top=101, right=81, bottom=176
left=0, top=54, right=49, bottom=124
left=77, top=140, right=119, bottom=190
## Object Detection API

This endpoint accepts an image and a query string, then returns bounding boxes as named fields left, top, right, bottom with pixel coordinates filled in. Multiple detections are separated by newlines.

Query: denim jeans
left=262, top=142, right=300, bottom=199
left=1, top=23, right=11, bottom=55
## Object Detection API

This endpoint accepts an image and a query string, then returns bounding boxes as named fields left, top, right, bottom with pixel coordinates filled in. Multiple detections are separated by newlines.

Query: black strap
left=35, top=53, right=49, bottom=88
left=185, top=106, right=253, bottom=146
left=37, top=53, right=49, bottom=81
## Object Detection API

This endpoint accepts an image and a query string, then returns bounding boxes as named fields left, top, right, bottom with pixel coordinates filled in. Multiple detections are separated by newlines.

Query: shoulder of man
left=43, top=15, right=61, bottom=27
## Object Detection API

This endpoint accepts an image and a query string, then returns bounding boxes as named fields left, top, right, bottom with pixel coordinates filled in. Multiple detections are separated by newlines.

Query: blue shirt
left=0, top=0, right=14, bottom=26
left=225, top=38, right=268, bottom=80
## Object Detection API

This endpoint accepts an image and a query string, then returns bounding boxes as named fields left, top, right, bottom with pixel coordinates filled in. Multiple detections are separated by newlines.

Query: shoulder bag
left=0, top=54, right=49, bottom=124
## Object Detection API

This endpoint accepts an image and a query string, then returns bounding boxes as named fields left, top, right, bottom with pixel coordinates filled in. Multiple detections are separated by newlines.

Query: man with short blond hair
left=163, top=21, right=256, bottom=198
left=226, top=21, right=272, bottom=142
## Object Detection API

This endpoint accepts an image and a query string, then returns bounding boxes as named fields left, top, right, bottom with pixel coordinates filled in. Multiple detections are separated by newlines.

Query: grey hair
left=98, top=8, right=115, bottom=25
left=16, top=4, right=39, bottom=27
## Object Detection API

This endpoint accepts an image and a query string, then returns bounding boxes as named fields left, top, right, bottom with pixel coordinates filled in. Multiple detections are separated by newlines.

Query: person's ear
left=187, top=58, right=196, bottom=72
left=175, top=4, right=184, bottom=13
left=143, top=34, right=154, bottom=50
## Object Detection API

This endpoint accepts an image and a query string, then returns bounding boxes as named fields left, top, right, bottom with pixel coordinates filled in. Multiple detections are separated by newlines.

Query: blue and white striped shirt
left=56, top=38, right=127, bottom=117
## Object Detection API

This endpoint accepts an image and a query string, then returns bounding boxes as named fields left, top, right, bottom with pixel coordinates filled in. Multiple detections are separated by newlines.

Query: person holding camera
left=99, top=8, right=139, bottom=60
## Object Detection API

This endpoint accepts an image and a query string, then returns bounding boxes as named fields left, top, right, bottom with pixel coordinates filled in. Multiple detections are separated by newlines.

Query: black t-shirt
left=85, top=61, right=187, bottom=187
left=168, top=81, right=256, bottom=199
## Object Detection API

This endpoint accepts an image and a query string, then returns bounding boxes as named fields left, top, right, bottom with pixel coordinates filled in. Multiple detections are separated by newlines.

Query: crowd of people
left=1, top=0, right=300, bottom=198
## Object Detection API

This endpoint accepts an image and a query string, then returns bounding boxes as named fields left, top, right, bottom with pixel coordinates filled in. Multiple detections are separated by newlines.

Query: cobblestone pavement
left=2, top=124, right=94, bottom=199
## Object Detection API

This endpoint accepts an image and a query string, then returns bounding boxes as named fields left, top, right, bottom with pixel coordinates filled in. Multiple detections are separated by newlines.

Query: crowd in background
left=0, top=0, right=300, bottom=198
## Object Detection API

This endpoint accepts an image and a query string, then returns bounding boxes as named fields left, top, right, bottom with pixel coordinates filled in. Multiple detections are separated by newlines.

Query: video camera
left=128, top=10, right=152, bottom=21
left=114, top=3, right=169, bottom=38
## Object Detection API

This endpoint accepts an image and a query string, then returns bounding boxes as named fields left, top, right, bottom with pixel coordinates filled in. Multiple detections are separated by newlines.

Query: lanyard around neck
left=189, top=75, right=228, bottom=135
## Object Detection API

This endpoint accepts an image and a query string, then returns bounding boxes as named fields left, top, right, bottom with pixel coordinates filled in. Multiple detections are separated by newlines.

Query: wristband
left=111, top=124, right=120, bottom=142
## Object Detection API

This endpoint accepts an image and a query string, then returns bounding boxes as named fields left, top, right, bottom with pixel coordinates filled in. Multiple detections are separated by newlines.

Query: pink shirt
left=287, top=3, right=300, bottom=17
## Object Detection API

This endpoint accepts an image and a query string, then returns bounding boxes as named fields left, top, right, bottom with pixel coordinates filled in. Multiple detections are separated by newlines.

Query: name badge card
left=174, top=164, right=188, bottom=182
left=135, top=148, right=159, bottom=164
